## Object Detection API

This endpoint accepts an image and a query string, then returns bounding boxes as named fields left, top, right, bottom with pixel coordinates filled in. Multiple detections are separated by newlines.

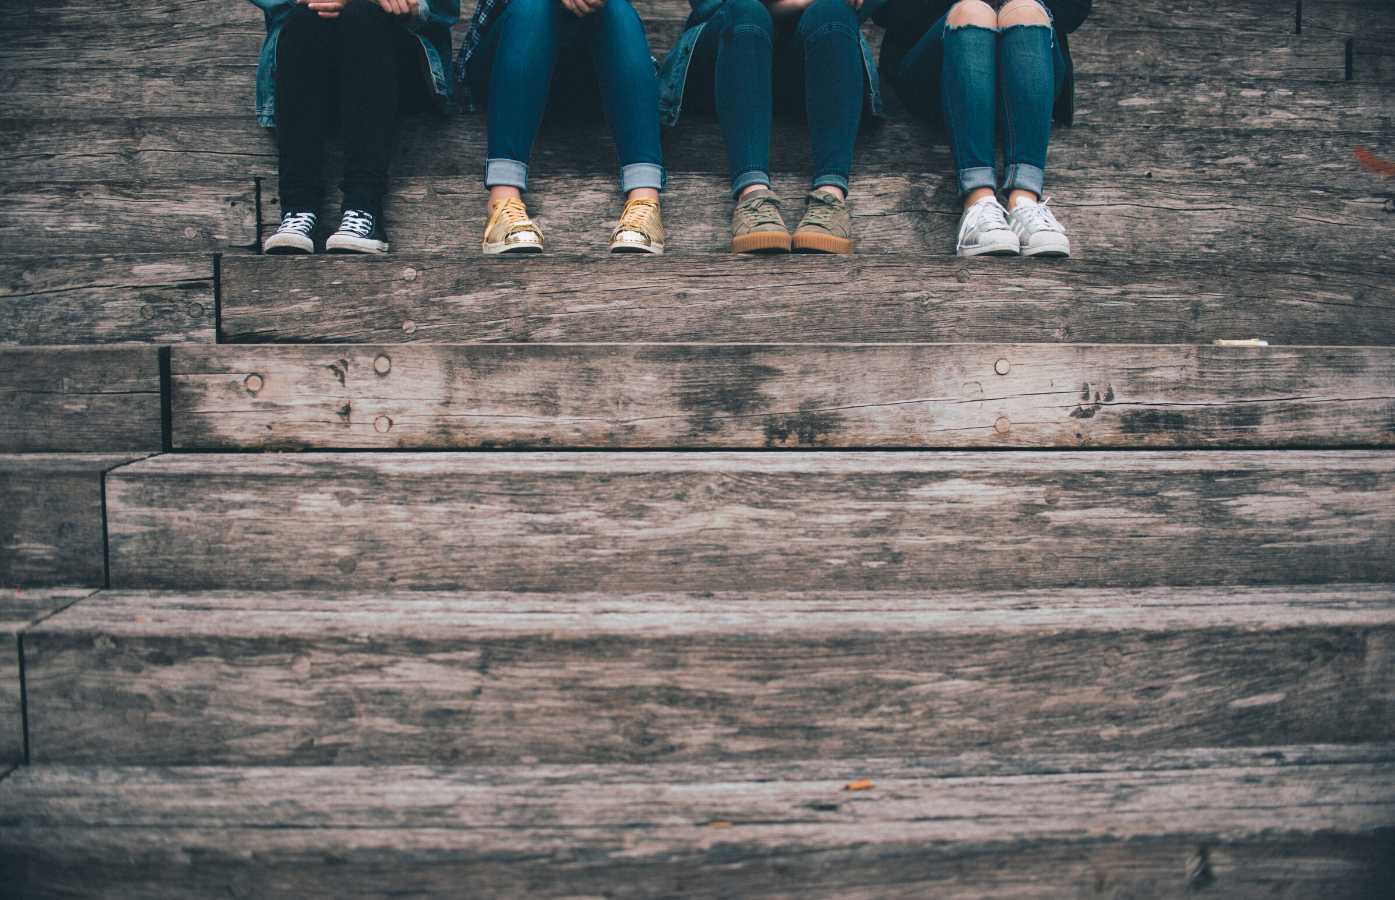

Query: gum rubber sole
left=792, top=231, right=855, bottom=254
left=731, top=231, right=792, bottom=254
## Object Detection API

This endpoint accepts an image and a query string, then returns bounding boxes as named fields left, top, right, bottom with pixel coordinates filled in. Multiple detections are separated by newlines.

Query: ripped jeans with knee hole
left=895, top=1, right=1065, bottom=198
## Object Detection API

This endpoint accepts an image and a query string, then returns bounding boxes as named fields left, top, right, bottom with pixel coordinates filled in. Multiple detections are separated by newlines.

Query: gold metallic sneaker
left=792, top=189, right=854, bottom=254
left=609, top=198, right=664, bottom=254
left=482, top=197, right=543, bottom=254
left=730, top=189, right=791, bottom=253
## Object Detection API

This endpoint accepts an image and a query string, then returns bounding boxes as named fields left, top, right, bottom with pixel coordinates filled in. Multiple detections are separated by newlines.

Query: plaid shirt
left=453, top=0, right=511, bottom=113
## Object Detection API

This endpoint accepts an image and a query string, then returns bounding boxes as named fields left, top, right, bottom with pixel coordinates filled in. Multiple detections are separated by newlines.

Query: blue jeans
left=684, top=0, right=864, bottom=197
left=467, top=0, right=665, bottom=193
left=896, top=2, right=1064, bottom=198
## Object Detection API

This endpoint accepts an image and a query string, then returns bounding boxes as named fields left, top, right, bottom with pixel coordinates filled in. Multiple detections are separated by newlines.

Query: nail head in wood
left=374, top=416, right=392, bottom=433
left=373, top=355, right=391, bottom=375
left=244, top=374, right=263, bottom=393
left=402, top=268, right=417, bottom=281
left=994, top=416, right=1011, bottom=434
left=184, top=227, right=197, bottom=239
left=994, top=359, right=1011, bottom=376
left=401, top=321, right=416, bottom=334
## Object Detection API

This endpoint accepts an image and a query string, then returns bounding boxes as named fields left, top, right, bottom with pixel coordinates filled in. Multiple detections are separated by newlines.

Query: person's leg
left=334, top=0, right=400, bottom=220
left=273, top=3, right=337, bottom=218
left=687, top=0, right=775, bottom=198
left=482, top=0, right=567, bottom=204
left=996, top=0, right=1061, bottom=209
left=777, top=0, right=861, bottom=200
left=582, top=0, right=665, bottom=198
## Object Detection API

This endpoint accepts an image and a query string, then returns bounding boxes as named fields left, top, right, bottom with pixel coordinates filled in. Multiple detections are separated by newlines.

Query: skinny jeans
left=275, top=0, right=430, bottom=218
left=467, top=0, right=666, bottom=193
left=683, top=0, right=864, bottom=197
left=895, top=2, right=1064, bottom=198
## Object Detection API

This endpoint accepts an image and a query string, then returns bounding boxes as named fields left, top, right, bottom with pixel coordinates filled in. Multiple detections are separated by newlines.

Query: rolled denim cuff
left=812, top=171, right=850, bottom=194
left=621, top=163, right=667, bottom=193
left=484, top=158, right=529, bottom=191
left=730, top=167, right=773, bottom=198
left=1003, top=163, right=1045, bottom=198
left=957, top=166, right=998, bottom=197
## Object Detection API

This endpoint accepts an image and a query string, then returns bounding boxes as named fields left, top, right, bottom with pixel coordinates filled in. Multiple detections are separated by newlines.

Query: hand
left=373, top=0, right=420, bottom=16
left=299, top=0, right=351, bottom=18
left=559, top=0, right=607, bottom=17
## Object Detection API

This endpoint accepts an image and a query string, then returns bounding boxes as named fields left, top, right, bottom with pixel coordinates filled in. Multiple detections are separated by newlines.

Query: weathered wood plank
left=169, top=343, right=1395, bottom=450
left=0, top=181, right=256, bottom=254
left=103, top=451, right=1395, bottom=592
left=0, top=255, right=215, bottom=345
left=2, top=454, right=152, bottom=589
left=0, top=589, right=94, bottom=766
left=217, top=254, right=1395, bottom=347
left=3, top=752, right=1392, bottom=899
left=25, top=586, right=1395, bottom=766
left=259, top=172, right=1395, bottom=260
left=2, top=346, right=163, bottom=452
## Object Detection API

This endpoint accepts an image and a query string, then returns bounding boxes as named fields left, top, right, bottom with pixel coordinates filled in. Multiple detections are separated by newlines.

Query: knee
left=721, top=0, right=774, bottom=36
left=997, top=0, right=1050, bottom=27
left=591, top=0, right=641, bottom=30
left=503, top=0, right=557, bottom=27
left=800, top=0, right=858, bottom=35
left=946, top=0, right=997, bottom=29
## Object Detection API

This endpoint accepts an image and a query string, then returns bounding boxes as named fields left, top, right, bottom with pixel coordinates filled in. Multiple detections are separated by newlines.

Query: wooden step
left=2, top=346, right=164, bottom=452
left=104, top=450, right=1395, bottom=592
left=23, top=585, right=1395, bottom=766
left=1, top=453, right=152, bottom=589
left=4, top=748, right=1393, bottom=899
left=169, top=343, right=1395, bottom=450
left=0, top=254, right=216, bottom=346
left=258, top=170, right=1395, bottom=260
left=0, top=589, right=93, bottom=765
left=218, top=254, right=1395, bottom=346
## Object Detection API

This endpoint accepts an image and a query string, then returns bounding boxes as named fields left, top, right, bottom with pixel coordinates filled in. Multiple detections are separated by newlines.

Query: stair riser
left=105, top=453, right=1395, bottom=592
left=24, top=623, right=1395, bottom=766
left=171, top=344, right=1395, bottom=450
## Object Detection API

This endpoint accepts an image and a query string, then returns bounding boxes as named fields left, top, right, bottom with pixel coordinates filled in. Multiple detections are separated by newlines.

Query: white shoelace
left=960, top=197, right=1011, bottom=240
left=278, top=211, right=316, bottom=234
left=1012, top=197, right=1064, bottom=233
left=338, top=209, right=375, bottom=237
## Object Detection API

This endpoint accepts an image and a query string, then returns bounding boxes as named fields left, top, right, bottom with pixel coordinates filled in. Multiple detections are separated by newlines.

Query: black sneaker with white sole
left=326, top=209, right=390, bottom=254
left=264, top=210, right=317, bottom=254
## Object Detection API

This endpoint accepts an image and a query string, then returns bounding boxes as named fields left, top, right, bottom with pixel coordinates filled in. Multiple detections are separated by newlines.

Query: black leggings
left=275, top=0, right=431, bottom=217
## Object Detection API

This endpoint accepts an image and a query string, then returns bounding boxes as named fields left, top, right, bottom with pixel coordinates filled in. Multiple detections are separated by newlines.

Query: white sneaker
left=1007, top=196, right=1071, bottom=257
left=956, top=196, right=1020, bottom=256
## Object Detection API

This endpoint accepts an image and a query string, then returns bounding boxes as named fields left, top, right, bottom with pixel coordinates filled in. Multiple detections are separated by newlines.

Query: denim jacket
left=248, top=0, right=460, bottom=127
left=656, top=0, right=887, bottom=126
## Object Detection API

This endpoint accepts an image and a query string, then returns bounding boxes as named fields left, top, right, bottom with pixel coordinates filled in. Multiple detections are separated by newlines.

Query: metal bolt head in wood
left=373, top=355, right=391, bottom=375
left=374, top=416, right=392, bottom=433
left=245, top=374, right=263, bottom=393
left=402, top=268, right=417, bottom=281
left=994, top=416, right=1011, bottom=434
left=184, top=227, right=197, bottom=239
left=994, top=358, right=1011, bottom=376
left=402, top=321, right=416, bottom=334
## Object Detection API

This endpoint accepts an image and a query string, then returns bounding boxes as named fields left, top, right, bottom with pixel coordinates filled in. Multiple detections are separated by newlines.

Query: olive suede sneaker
left=609, top=198, right=664, bottom=254
left=326, top=209, right=389, bottom=254
left=730, top=189, right=791, bottom=253
left=264, top=210, right=317, bottom=254
left=482, top=197, right=544, bottom=254
left=1007, top=196, right=1071, bottom=257
left=792, top=189, right=854, bottom=254
left=955, top=196, right=1019, bottom=257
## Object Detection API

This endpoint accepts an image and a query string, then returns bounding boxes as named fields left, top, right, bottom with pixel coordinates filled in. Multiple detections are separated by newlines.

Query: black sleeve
left=1045, top=0, right=1090, bottom=35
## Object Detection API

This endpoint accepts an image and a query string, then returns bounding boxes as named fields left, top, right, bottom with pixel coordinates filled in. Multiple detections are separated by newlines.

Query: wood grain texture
left=24, top=586, right=1395, bottom=766
left=0, top=255, right=215, bottom=346
left=0, top=181, right=256, bottom=254
left=2, top=751, right=1392, bottom=899
left=1, top=454, right=152, bottom=589
left=103, top=451, right=1395, bottom=592
left=217, top=254, right=1395, bottom=347
left=168, top=343, right=1395, bottom=450
left=1, top=346, right=163, bottom=452
left=0, top=589, right=94, bottom=766
left=259, top=172, right=1395, bottom=261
